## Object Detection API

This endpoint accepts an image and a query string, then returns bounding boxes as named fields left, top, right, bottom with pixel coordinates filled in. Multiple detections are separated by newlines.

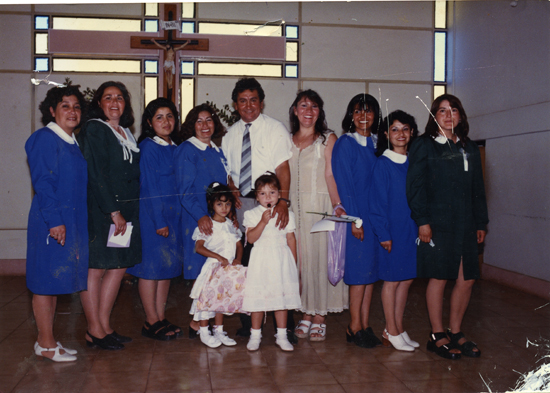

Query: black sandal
left=427, top=332, right=461, bottom=360
left=142, top=321, right=176, bottom=341
left=161, top=319, right=183, bottom=337
left=447, top=330, right=480, bottom=358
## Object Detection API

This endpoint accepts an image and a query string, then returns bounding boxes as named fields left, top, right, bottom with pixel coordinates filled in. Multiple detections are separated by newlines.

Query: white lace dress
left=241, top=206, right=301, bottom=312
left=189, top=218, right=241, bottom=320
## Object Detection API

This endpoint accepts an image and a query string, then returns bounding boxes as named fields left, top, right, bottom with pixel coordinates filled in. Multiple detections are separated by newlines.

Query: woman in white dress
left=289, top=90, right=348, bottom=341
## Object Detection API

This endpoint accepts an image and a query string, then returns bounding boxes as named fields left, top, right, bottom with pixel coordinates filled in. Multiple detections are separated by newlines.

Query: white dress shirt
left=221, top=113, right=292, bottom=188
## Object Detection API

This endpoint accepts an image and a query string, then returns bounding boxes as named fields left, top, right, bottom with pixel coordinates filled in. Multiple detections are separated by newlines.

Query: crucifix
left=130, top=3, right=208, bottom=102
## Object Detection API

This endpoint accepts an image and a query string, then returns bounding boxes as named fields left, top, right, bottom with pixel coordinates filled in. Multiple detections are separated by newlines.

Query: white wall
left=449, top=0, right=550, bottom=281
left=0, top=2, right=435, bottom=260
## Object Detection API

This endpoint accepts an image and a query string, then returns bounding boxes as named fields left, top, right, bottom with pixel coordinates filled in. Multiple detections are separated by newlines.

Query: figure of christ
left=151, top=38, right=189, bottom=98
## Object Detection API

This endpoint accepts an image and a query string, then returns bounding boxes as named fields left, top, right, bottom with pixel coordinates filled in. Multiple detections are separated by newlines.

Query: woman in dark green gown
left=78, top=81, right=141, bottom=350
left=406, top=94, right=488, bottom=360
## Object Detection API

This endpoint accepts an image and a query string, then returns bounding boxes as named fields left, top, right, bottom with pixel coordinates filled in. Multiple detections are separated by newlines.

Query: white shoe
left=200, top=331, right=222, bottom=348
left=247, top=334, right=262, bottom=351
left=275, top=333, right=294, bottom=352
left=382, top=329, right=414, bottom=352
left=401, top=331, right=420, bottom=348
left=34, top=342, right=77, bottom=362
left=56, top=341, right=77, bottom=355
left=214, top=330, right=237, bottom=346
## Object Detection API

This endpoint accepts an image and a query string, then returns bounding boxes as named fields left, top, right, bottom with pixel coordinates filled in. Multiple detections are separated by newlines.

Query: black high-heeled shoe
left=86, top=331, right=124, bottom=350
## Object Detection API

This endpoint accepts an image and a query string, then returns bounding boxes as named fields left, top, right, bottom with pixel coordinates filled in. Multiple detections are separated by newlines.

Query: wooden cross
left=130, top=3, right=208, bottom=102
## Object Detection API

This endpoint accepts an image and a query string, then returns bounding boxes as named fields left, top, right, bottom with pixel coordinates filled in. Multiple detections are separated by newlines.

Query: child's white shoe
left=214, top=330, right=236, bottom=346
left=199, top=329, right=222, bottom=348
left=247, top=329, right=262, bottom=351
left=275, top=333, right=294, bottom=352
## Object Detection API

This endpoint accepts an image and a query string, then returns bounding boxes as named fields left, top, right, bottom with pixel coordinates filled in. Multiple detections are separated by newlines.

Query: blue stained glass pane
left=144, top=60, right=158, bottom=74
left=181, top=61, right=194, bottom=75
left=285, top=25, right=298, bottom=39
left=35, top=16, right=49, bottom=30
left=434, top=32, right=446, bottom=82
left=181, top=21, right=195, bottom=34
left=285, top=64, right=298, bottom=78
left=35, top=58, right=49, bottom=72
left=144, top=20, right=158, bottom=33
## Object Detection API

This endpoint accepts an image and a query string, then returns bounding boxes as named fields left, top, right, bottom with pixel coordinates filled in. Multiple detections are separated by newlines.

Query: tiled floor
left=0, top=275, right=549, bottom=393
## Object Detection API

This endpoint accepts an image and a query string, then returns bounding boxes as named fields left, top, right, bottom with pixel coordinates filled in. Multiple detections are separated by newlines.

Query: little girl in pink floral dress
left=190, top=182, right=245, bottom=348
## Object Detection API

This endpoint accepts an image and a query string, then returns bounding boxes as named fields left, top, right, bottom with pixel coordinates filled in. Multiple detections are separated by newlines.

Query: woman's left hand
left=49, top=225, right=66, bottom=246
left=351, top=225, right=364, bottom=241
left=273, top=200, right=289, bottom=229
left=156, top=227, right=169, bottom=238
left=334, top=206, right=346, bottom=217
left=477, top=230, right=486, bottom=244
left=112, top=213, right=127, bottom=236
left=380, top=240, right=392, bottom=253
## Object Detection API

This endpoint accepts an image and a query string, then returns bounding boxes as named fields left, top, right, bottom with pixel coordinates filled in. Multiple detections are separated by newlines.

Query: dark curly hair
left=341, top=93, right=381, bottom=135
left=376, top=110, right=418, bottom=156
left=424, top=94, right=469, bottom=147
left=137, top=97, right=180, bottom=144
left=39, top=85, right=86, bottom=127
left=179, top=103, right=225, bottom=142
left=289, top=89, right=329, bottom=145
left=88, top=81, right=134, bottom=128
left=231, top=77, right=265, bottom=103
left=206, top=182, right=236, bottom=219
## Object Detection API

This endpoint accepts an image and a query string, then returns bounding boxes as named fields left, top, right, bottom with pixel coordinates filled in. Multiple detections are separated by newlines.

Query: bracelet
left=111, top=211, right=120, bottom=218
left=278, top=198, right=291, bottom=207
left=333, top=202, right=343, bottom=209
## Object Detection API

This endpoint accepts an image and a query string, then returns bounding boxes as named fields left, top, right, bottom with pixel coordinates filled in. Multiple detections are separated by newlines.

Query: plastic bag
left=327, top=207, right=346, bottom=286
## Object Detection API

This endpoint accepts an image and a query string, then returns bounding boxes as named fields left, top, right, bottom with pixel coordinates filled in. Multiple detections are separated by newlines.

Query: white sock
left=277, top=328, right=287, bottom=336
left=199, top=326, right=210, bottom=335
left=250, top=328, right=261, bottom=337
left=214, top=325, right=223, bottom=333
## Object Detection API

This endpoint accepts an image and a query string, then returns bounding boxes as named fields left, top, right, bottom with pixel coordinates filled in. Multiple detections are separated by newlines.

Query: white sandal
left=309, top=323, right=326, bottom=342
left=294, top=320, right=312, bottom=339
left=34, top=342, right=77, bottom=362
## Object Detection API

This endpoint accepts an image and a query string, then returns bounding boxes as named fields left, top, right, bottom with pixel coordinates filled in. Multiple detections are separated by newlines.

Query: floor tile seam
left=0, top=317, right=33, bottom=345
left=378, top=360, right=461, bottom=384
left=203, top=342, right=219, bottom=392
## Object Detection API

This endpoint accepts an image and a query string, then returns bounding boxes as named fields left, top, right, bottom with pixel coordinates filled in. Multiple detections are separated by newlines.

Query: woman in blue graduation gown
left=406, top=94, right=488, bottom=359
left=127, top=98, right=183, bottom=340
left=332, top=94, right=381, bottom=348
left=26, top=85, right=88, bottom=362
left=77, top=81, right=140, bottom=350
left=175, top=103, right=228, bottom=337
left=369, top=110, right=419, bottom=352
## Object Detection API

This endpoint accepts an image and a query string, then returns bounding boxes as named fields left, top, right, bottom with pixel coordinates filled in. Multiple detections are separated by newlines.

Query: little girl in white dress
left=190, top=183, right=244, bottom=348
left=242, top=172, right=301, bottom=352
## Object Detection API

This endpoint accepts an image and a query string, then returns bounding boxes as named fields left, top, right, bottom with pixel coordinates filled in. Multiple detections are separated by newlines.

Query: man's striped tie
left=239, top=123, right=252, bottom=196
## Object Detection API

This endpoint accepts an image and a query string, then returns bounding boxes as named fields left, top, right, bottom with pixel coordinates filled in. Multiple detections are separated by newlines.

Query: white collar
left=239, top=113, right=264, bottom=130
left=382, top=149, right=407, bottom=164
left=152, top=136, right=176, bottom=146
left=434, top=134, right=460, bottom=145
left=187, top=136, right=220, bottom=152
left=350, top=132, right=368, bottom=147
left=92, top=118, right=139, bottom=163
left=46, top=122, right=78, bottom=145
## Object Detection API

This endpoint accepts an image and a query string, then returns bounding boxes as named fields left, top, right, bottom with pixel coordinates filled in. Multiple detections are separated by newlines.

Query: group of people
left=26, top=76, right=488, bottom=362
